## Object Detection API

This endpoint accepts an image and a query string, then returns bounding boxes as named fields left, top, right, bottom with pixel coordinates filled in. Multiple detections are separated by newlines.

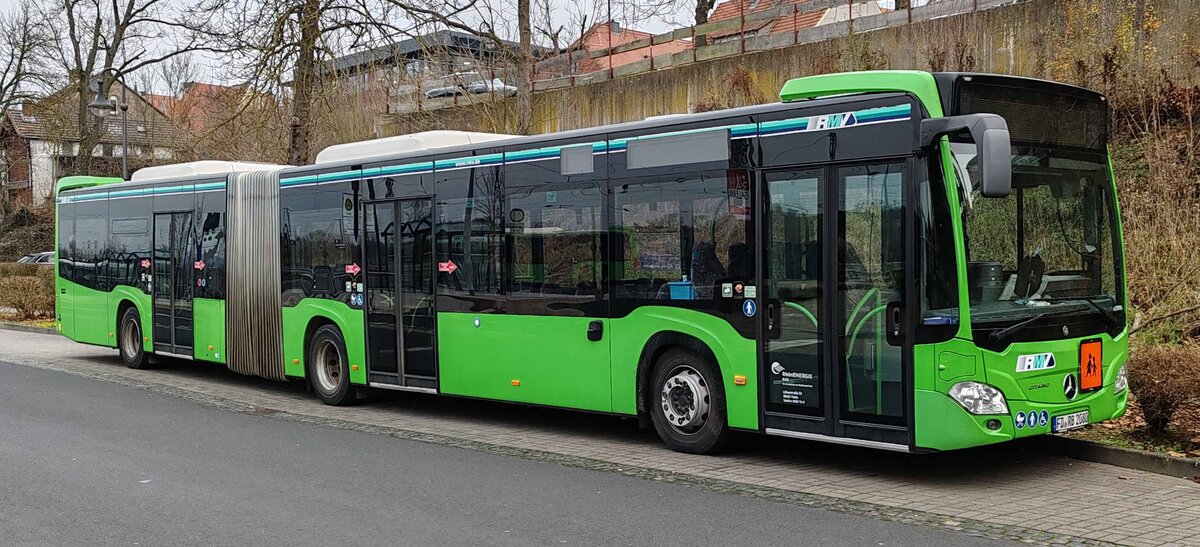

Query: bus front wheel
left=307, top=324, right=357, bottom=406
left=649, top=347, right=731, bottom=455
left=118, top=307, right=150, bottom=369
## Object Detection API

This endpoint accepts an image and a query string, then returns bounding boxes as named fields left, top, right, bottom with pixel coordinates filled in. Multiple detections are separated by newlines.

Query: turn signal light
left=292, top=358, right=300, bottom=365
left=511, top=379, right=521, bottom=386
left=733, top=375, right=747, bottom=386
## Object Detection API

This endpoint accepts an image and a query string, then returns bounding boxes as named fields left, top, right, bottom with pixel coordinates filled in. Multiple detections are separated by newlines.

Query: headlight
left=949, top=381, right=1009, bottom=415
left=1114, top=364, right=1128, bottom=393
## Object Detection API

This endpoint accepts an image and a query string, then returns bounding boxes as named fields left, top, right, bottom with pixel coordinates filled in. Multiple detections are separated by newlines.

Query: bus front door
left=364, top=198, right=437, bottom=390
left=152, top=211, right=195, bottom=357
left=759, top=162, right=911, bottom=449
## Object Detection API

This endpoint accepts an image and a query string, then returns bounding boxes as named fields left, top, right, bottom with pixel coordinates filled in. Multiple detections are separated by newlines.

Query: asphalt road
left=0, top=361, right=1015, bottom=546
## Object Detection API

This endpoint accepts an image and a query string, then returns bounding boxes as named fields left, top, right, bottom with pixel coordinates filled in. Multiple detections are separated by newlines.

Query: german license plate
left=1052, top=410, right=1089, bottom=432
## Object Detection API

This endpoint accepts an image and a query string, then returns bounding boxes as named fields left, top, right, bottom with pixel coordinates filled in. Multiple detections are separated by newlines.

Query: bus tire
left=307, top=324, right=357, bottom=406
left=118, top=306, right=151, bottom=369
left=649, top=347, right=731, bottom=455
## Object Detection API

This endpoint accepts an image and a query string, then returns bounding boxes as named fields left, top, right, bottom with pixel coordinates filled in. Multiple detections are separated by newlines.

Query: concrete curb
left=0, top=321, right=56, bottom=336
left=1027, top=435, right=1200, bottom=479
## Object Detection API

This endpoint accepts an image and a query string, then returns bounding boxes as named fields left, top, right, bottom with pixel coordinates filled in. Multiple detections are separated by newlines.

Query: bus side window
left=504, top=182, right=604, bottom=315
left=611, top=170, right=751, bottom=307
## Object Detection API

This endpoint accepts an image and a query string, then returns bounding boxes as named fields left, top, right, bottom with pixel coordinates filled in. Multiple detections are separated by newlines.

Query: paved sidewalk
left=5, top=329, right=1200, bottom=546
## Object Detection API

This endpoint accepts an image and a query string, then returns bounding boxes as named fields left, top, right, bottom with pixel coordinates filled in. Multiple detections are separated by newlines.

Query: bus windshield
left=952, top=143, right=1124, bottom=341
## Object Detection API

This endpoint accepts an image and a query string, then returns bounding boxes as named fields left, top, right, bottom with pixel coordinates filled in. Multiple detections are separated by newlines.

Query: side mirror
left=920, top=114, right=1012, bottom=198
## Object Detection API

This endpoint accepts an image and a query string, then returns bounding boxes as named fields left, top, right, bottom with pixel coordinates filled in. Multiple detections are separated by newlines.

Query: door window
left=763, top=169, right=824, bottom=416
left=838, top=163, right=905, bottom=422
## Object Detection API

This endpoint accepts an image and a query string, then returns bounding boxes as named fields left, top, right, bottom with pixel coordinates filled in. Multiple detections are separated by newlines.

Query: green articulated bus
left=54, top=71, right=1128, bottom=453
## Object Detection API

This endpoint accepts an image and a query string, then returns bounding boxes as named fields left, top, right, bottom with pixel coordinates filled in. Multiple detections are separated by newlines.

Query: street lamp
left=87, top=72, right=130, bottom=179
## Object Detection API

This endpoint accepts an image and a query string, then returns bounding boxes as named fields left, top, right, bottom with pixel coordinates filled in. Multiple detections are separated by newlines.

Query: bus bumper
left=913, top=384, right=1128, bottom=451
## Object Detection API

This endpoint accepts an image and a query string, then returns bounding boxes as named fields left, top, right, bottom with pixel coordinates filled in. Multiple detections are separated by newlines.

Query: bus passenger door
left=364, top=198, right=437, bottom=390
left=759, top=162, right=911, bottom=449
left=56, top=201, right=75, bottom=339
left=152, top=212, right=195, bottom=356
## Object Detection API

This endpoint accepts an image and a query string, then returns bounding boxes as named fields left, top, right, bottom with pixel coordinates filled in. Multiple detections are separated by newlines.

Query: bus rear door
left=363, top=197, right=438, bottom=390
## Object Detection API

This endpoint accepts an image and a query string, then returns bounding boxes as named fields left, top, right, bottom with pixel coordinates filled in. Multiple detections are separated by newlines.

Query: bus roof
left=130, top=160, right=285, bottom=184
left=315, top=131, right=515, bottom=165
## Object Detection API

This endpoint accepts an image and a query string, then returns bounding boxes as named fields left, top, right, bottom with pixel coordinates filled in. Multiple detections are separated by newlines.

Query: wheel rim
left=120, top=315, right=140, bottom=360
left=660, top=364, right=710, bottom=434
left=313, top=339, right=342, bottom=394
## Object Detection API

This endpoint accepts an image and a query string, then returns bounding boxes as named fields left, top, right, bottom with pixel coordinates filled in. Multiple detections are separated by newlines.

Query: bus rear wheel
left=118, top=307, right=150, bottom=369
left=307, top=324, right=357, bottom=406
left=649, top=348, right=731, bottom=455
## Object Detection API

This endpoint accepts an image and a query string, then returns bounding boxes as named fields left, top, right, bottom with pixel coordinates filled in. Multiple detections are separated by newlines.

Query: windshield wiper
left=1032, top=295, right=1121, bottom=329
left=988, top=307, right=1079, bottom=342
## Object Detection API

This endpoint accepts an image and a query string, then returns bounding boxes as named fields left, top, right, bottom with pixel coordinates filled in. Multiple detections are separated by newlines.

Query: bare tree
left=0, top=1, right=51, bottom=115
left=192, top=0, right=488, bottom=164
left=40, top=0, right=218, bottom=175
left=516, top=0, right=532, bottom=134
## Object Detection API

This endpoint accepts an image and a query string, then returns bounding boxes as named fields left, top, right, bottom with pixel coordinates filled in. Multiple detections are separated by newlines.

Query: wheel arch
left=635, top=331, right=723, bottom=416
left=302, top=314, right=340, bottom=377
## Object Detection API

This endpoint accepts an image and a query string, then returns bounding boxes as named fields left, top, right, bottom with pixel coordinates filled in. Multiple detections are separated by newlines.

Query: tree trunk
left=289, top=0, right=321, bottom=165
left=73, top=71, right=104, bottom=176
left=694, top=0, right=716, bottom=48
left=515, top=0, right=532, bottom=135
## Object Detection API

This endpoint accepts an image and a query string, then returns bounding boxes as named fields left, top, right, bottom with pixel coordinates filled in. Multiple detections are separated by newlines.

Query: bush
left=0, top=268, right=55, bottom=320
left=1127, top=343, right=1200, bottom=434
left=0, top=263, right=42, bottom=278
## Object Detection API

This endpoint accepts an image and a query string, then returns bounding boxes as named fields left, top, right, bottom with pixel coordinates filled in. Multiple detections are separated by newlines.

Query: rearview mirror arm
left=919, top=113, right=1013, bottom=198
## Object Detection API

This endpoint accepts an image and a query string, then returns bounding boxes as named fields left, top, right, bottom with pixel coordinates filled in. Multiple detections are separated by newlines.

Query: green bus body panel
left=281, top=299, right=366, bottom=384
left=437, top=313, right=612, bottom=412
left=609, top=307, right=758, bottom=430
left=914, top=333, right=1128, bottom=451
left=779, top=70, right=945, bottom=117
left=193, top=298, right=226, bottom=364
left=436, top=307, right=758, bottom=429
left=71, top=282, right=115, bottom=347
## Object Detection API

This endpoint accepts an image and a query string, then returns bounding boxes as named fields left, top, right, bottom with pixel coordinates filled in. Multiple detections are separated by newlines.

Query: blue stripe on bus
left=57, top=179, right=229, bottom=203
left=273, top=103, right=912, bottom=187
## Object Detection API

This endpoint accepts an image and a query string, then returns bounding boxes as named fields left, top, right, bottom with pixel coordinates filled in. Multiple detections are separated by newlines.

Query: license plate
left=1052, top=410, right=1089, bottom=432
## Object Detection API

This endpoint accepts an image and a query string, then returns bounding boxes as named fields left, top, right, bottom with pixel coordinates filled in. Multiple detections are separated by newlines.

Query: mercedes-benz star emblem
left=1063, top=374, right=1078, bottom=400
left=1062, top=325, right=1070, bottom=336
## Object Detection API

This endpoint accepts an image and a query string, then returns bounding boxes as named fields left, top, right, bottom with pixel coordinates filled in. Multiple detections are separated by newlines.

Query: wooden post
left=793, top=3, right=799, bottom=45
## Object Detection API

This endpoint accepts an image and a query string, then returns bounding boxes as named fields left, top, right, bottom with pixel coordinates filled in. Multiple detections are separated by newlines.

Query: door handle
left=885, top=301, right=903, bottom=346
left=587, top=320, right=603, bottom=341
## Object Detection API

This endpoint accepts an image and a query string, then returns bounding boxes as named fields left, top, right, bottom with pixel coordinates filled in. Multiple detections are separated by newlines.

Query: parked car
left=467, top=78, right=518, bottom=96
left=423, top=85, right=462, bottom=99
left=16, top=251, right=53, bottom=266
